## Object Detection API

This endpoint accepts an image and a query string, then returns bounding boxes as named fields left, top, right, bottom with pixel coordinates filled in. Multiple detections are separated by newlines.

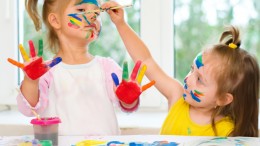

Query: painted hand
left=8, top=39, right=62, bottom=80
left=111, top=60, right=155, bottom=104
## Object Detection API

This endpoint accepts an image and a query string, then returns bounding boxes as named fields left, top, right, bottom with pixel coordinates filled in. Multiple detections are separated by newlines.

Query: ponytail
left=25, top=0, right=41, bottom=31
left=211, top=25, right=259, bottom=137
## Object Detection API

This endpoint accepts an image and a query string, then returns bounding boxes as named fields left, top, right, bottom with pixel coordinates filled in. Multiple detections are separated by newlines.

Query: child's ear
left=48, top=13, right=61, bottom=29
left=217, top=93, right=233, bottom=106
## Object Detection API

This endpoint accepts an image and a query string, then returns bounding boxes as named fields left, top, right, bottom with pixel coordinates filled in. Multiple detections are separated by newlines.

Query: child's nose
left=184, top=74, right=195, bottom=88
left=87, top=13, right=97, bottom=23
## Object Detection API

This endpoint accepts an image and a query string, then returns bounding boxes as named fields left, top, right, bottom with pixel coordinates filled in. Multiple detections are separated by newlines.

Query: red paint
left=115, top=80, right=141, bottom=104
left=23, top=57, right=48, bottom=80
left=68, top=22, right=80, bottom=29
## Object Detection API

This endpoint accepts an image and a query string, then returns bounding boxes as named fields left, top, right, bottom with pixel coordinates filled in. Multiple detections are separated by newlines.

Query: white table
left=1, top=135, right=260, bottom=146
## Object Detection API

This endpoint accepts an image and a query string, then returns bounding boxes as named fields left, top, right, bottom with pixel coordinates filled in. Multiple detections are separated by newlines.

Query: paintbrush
left=76, top=4, right=133, bottom=15
left=31, top=109, right=41, bottom=120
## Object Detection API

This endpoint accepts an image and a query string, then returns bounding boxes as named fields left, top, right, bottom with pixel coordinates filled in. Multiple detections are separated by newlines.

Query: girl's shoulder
left=95, top=56, right=122, bottom=73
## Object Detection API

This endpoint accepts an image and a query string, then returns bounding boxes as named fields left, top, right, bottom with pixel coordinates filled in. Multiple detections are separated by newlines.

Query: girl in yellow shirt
left=106, top=8, right=259, bottom=137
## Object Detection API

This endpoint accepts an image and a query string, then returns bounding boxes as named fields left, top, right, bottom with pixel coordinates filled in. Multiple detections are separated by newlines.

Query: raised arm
left=101, top=2, right=184, bottom=106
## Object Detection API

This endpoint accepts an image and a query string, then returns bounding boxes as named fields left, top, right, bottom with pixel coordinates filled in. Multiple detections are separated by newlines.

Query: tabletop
left=1, top=135, right=260, bottom=146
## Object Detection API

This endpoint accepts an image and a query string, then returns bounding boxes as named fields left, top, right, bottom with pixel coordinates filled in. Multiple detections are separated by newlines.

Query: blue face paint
left=190, top=91, right=201, bottom=102
left=183, top=93, right=187, bottom=100
left=184, top=83, right=188, bottom=89
left=83, top=15, right=91, bottom=25
left=195, top=53, right=204, bottom=69
left=77, top=0, right=99, bottom=6
left=68, top=13, right=82, bottom=21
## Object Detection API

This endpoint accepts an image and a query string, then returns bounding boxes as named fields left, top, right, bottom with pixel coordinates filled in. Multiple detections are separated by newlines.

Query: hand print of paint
left=111, top=60, right=155, bottom=104
left=8, top=40, right=62, bottom=80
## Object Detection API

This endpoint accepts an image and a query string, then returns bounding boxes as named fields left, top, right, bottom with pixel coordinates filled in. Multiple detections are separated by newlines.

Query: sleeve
left=98, top=57, right=122, bottom=105
left=16, top=68, right=54, bottom=117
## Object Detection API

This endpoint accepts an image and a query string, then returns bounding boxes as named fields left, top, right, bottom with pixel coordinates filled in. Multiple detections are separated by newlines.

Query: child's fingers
left=141, top=80, right=156, bottom=92
left=122, top=61, right=129, bottom=80
left=111, top=73, right=119, bottom=87
left=38, top=39, right=43, bottom=57
left=130, top=60, right=141, bottom=81
left=29, top=40, right=36, bottom=58
left=137, top=65, right=147, bottom=84
left=47, top=57, right=62, bottom=68
left=19, top=44, right=30, bottom=62
left=7, top=58, right=24, bottom=68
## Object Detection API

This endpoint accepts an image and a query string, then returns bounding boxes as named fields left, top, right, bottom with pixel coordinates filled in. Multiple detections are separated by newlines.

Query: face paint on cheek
left=194, top=90, right=204, bottom=97
left=195, top=53, right=204, bottom=69
left=68, top=14, right=82, bottom=29
left=68, top=22, right=80, bottom=29
left=77, top=0, right=99, bottom=6
left=190, top=90, right=202, bottom=102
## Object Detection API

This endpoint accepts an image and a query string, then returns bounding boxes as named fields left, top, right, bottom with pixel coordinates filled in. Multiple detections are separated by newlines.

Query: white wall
left=0, top=0, right=19, bottom=105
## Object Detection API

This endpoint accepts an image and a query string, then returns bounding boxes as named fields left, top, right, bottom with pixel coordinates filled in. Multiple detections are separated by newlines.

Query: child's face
left=183, top=52, right=221, bottom=109
left=61, top=0, right=101, bottom=41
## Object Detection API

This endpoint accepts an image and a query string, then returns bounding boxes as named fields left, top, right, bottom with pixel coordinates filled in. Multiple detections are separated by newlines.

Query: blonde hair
left=208, top=26, right=259, bottom=137
left=25, top=0, right=101, bottom=53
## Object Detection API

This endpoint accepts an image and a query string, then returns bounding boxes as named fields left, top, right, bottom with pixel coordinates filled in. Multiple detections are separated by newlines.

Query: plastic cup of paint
left=31, top=117, right=61, bottom=146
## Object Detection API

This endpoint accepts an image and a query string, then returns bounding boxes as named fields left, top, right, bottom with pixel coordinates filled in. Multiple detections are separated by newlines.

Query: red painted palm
left=8, top=40, right=62, bottom=80
left=111, top=60, right=155, bottom=104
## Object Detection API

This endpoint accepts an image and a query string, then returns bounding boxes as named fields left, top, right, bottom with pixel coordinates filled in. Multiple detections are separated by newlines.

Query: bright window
left=174, top=0, right=260, bottom=81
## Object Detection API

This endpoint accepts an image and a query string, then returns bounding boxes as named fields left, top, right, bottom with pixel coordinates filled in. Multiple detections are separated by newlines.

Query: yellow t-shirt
left=160, top=97, right=234, bottom=136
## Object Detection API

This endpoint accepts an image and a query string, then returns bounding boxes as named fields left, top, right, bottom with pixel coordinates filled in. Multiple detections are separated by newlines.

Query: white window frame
left=0, top=0, right=19, bottom=105
left=139, top=0, right=173, bottom=109
left=0, top=0, right=174, bottom=110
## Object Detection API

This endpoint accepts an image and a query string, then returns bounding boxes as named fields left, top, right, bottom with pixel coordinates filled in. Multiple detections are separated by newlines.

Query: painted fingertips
left=111, top=73, right=119, bottom=87
left=48, top=57, right=62, bottom=68
left=29, top=40, right=36, bottom=58
left=38, top=39, right=43, bottom=57
left=122, top=61, right=129, bottom=80
left=130, top=60, right=141, bottom=81
left=7, top=58, right=24, bottom=68
left=142, top=80, right=155, bottom=92
left=137, top=65, right=147, bottom=84
left=19, top=44, right=30, bottom=62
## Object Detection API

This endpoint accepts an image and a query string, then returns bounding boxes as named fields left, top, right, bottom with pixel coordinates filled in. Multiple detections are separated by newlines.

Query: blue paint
left=183, top=93, right=187, bottom=100
left=107, top=141, right=124, bottom=146
left=184, top=83, right=188, bottom=89
left=190, top=91, right=201, bottom=102
left=77, top=0, right=99, bottom=6
left=68, top=13, right=82, bottom=21
left=111, top=73, right=119, bottom=87
left=49, top=57, right=62, bottom=67
left=195, top=53, right=204, bottom=69
left=83, top=15, right=91, bottom=25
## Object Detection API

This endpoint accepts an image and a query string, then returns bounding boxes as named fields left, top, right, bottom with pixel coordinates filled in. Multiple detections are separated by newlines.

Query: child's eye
left=78, top=9, right=85, bottom=12
left=197, top=77, right=203, bottom=84
left=94, top=12, right=100, bottom=16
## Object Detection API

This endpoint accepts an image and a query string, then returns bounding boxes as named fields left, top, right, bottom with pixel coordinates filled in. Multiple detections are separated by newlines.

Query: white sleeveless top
left=17, top=56, right=122, bottom=136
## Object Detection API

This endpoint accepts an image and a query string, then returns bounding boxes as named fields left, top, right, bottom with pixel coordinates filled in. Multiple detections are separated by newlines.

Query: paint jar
left=31, top=117, right=61, bottom=146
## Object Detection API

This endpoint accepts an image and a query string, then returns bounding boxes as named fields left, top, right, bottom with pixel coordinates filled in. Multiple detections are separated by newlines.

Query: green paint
left=38, top=39, right=43, bottom=56
left=187, top=127, right=191, bottom=135
left=123, top=62, right=129, bottom=80
left=194, top=90, right=203, bottom=95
